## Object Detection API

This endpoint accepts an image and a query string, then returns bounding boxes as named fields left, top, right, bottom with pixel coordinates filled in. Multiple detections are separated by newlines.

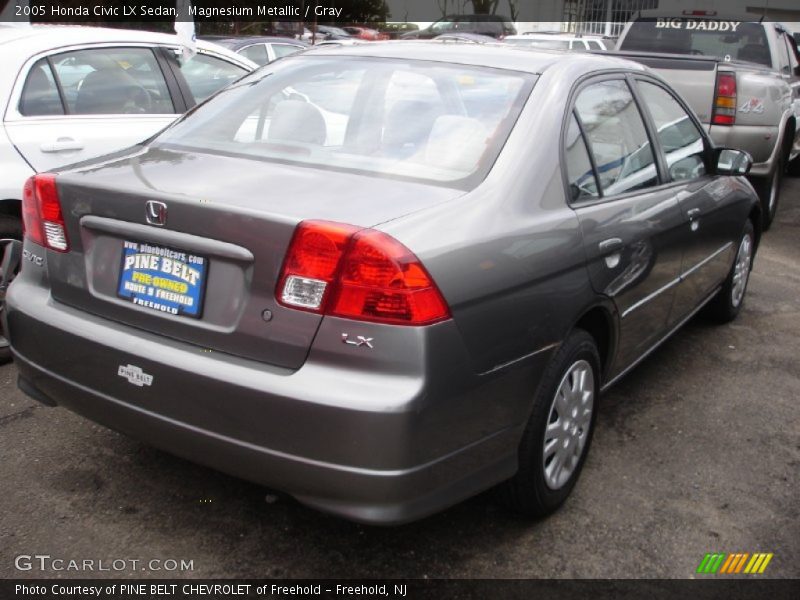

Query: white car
left=0, top=25, right=256, bottom=360
left=504, top=33, right=608, bottom=52
left=0, top=25, right=256, bottom=240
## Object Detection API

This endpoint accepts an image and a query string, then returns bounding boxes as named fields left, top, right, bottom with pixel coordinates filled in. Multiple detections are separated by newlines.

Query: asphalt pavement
left=1, top=178, right=798, bottom=580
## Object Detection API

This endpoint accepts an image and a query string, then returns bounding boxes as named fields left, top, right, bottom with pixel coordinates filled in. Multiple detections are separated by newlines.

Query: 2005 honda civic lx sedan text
left=4, top=43, right=761, bottom=524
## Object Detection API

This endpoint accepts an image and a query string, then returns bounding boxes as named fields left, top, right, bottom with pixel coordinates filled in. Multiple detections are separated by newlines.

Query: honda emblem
left=145, top=201, right=168, bottom=227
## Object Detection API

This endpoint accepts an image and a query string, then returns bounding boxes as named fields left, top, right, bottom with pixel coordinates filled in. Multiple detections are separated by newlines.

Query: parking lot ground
left=0, top=179, right=798, bottom=580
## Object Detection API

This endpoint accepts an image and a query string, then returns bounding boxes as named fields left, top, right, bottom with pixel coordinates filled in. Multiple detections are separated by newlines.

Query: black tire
left=788, top=154, right=800, bottom=177
left=703, top=220, right=755, bottom=324
left=752, top=154, right=783, bottom=232
left=0, top=214, right=22, bottom=365
left=497, top=329, right=601, bottom=517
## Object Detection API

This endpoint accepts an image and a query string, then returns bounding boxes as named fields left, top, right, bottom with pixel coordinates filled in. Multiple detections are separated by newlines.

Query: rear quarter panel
left=378, top=62, right=599, bottom=427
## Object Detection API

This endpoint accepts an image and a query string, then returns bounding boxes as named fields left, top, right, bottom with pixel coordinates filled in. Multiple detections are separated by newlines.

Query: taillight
left=712, top=73, right=736, bottom=126
left=277, top=220, right=450, bottom=326
left=21, top=173, right=69, bottom=252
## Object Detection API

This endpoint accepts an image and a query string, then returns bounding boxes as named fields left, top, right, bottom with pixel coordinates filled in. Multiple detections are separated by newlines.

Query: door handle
left=40, top=137, right=84, bottom=153
left=598, top=238, right=623, bottom=252
left=687, top=208, right=702, bottom=220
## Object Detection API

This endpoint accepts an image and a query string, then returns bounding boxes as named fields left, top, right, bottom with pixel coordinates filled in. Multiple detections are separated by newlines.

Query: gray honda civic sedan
left=5, top=43, right=760, bottom=524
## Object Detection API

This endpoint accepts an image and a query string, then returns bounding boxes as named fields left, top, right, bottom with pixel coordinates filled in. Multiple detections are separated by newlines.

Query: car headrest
left=75, top=68, right=139, bottom=114
left=383, top=100, right=442, bottom=149
left=425, top=115, right=489, bottom=173
left=268, top=100, right=327, bottom=145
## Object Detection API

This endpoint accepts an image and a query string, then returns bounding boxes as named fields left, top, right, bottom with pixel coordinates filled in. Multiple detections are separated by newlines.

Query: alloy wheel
left=543, top=359, right=595, bottom=490
left=731, top=233, right=753, bottom=308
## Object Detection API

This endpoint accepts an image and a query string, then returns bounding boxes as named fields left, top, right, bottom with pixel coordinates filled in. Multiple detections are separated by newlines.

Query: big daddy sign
left=655, top=18, right=742, bottom=32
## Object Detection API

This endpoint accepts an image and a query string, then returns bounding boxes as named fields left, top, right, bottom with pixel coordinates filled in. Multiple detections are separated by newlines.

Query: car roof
left=199, top=36, right=308, bottom=50
left=303, top=41, right=641, bottom=74
left=0, top=24, right=254, bottom=62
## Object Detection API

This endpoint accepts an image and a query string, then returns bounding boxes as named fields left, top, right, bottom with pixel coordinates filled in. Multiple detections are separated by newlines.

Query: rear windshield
left=155, top=56, right=534, bottom=188
left=620, top=19, right=772, bottom=66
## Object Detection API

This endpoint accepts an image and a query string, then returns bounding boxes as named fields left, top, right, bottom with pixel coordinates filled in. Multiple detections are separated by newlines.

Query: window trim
left=630, top=74, right=713, bottom=185
left=561, top=71, right=662, bottom=206
left=7, top=43, right=183, bottom=122
left=560, top=70, right=714, bottom=208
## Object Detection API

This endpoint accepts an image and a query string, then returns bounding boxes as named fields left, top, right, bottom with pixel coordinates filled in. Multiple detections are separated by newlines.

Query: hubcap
left=731, top=233, right=753, bottom=308
left=543, top=359, right=594, bottom=490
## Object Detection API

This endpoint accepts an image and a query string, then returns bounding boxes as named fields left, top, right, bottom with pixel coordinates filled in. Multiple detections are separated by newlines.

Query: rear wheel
left=498, top=329, right=600, bottom=517
left=704, top=220, right=754, bottom=324
left=0, top=214, right=22, bottom=365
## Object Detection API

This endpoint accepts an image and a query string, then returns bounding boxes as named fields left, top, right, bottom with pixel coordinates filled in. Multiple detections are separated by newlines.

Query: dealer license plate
left=117, top=240, right=208, bottom=318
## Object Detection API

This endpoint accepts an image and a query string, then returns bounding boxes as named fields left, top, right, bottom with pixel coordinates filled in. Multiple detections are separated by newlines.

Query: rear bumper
left=6, top=278, right=529, bottom=524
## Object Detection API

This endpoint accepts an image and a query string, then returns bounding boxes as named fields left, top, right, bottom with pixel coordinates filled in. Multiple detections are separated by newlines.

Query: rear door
left=4, top=45, right=181, bottom=173
left=566, top=76, right=686, bottom=374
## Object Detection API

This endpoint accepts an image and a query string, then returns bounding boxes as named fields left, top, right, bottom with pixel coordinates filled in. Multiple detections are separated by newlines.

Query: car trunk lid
left=46, top=147, right=464, bottom=369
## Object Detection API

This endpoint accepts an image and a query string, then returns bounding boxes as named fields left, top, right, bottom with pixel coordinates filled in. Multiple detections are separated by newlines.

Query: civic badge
left=145, top=200, right=168, bottom=227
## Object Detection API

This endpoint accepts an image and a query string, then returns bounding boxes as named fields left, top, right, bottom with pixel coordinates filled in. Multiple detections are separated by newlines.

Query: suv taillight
left=21, top=173, right=69, bottom=252
left=277, top=220, right=450, bottom=326
left=712, top=72, right=737, bottom=126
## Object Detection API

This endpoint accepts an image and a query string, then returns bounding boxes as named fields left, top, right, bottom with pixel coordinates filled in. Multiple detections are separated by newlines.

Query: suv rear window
left=620, top=19, right=772, bottom=66
left=156, top=56, right=534, bottom=189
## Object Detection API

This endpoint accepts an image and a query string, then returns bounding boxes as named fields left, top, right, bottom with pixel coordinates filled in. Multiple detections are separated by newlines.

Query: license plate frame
left=117, top=240, right=208, bottom=319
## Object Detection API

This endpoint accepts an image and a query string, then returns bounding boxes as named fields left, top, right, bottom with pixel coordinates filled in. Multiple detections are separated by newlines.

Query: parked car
left=505, top=33, right=609, bottom=51
left=0, top=25, right=256, bottom=361
left=5, top=43, right=761, bottom=525
left=433, top=33, right=498, bottom=45
left=615, top=11, right=800, bottom=229
left=199, top=35, right=308, bottom=66
left=342, top=26, right=389, bottom=41
left=401, top=14, right=516, bottom=39
left=314, top=25, right=353, bottom=42
left=380, top=23, right=419, bottom=40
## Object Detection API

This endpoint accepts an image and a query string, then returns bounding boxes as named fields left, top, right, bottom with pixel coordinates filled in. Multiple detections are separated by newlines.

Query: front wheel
left=498, top=329, right=600, bottom=517
left=704, top=220, right=755, bottom=324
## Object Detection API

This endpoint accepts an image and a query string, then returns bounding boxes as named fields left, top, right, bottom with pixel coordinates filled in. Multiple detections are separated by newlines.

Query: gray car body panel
left=5, top=44, right=761, bottom=524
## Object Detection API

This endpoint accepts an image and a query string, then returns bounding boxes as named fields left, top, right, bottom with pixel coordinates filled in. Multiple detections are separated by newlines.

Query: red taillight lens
left=277, top=221, right=358, bottom=313
left=277, top=221, right=450, bottom=326
left=712, top=73, right=736, bottom=126
left=331, top=230, right=450, bottom=325
left=21, top=173, right=69, bottom=252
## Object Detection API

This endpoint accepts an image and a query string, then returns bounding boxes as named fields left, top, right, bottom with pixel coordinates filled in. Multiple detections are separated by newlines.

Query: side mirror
left=714, top=148, right=752, bottom=176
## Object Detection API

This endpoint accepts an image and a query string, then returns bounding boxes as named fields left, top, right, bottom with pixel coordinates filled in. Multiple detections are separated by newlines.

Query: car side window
left=783, top=34, right=799, bottom=73
left=239, top=44, right=269, bottom=66
left=564, top=113, right=599, bottom=201
left=637, top=81, right=707, bottom=182
left=19, top=58, right=64, bottom=116
left=50, top=48, right=174, bottom=115
left=178, top=54, right=248, bottom=103
left=574, top=79, right=658, bottom=196
left=272, top=44, right=303, bottom=59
